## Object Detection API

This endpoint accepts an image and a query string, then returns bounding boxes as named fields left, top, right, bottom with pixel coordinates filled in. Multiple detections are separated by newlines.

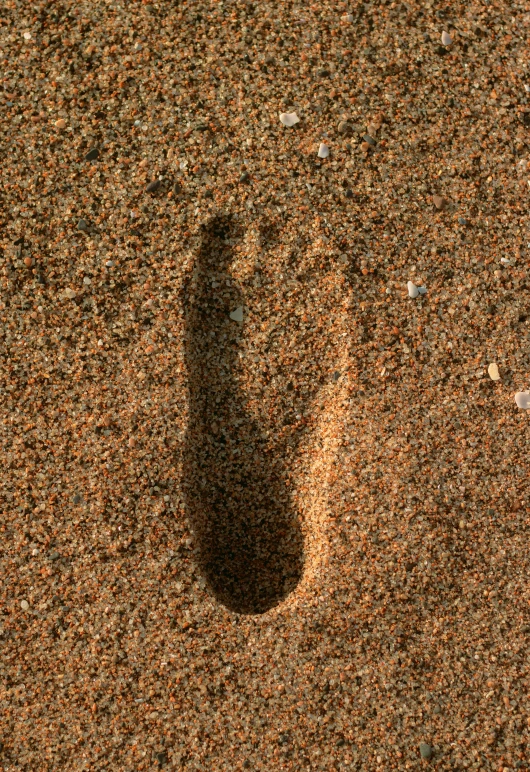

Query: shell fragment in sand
left=515, top=392, right=530, bottom=409
left=318, top=143, right=330, bottom=158
left=441, top=30, right=453, bottom=46
left=279, top=112, right=300, bottom=127
left=488, top=363, right=500, bottom=381
left=230, top=306, right=244, bottom=323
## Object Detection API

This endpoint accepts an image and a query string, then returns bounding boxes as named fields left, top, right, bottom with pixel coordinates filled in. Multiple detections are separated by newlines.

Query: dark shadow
left=182, top=215, right=305, bottom=614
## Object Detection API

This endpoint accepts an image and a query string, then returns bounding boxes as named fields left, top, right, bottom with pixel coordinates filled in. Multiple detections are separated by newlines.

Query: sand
left=2, top=0, right=530, bottom=769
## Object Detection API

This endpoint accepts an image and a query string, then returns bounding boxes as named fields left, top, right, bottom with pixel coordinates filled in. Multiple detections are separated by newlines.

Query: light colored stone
left=487, top=363, right=500, bottom=381
left=318, top=143, right=329, bottom=159
left=230, top=306, right=244, bottom=323
left=441, top=30, right=453, bottom=46
left=21, top=600, right=29, bottom=611
left=407, top=281, right=419, bottom=299
left=515, top=392, right=530, bottom=409
left=279, top=112, right=300, bottom=127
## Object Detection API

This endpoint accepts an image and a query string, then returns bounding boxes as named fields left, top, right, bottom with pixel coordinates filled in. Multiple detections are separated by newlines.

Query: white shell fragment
left=488, top=363, right=500, bottom=381
left=407, top=281, right=419, bottom=298
left=441, top=30, right=452, bottom=46
left=515, top=392, right=530, bottom=409
left=230, top=306, right=244, bottom=322
left=318, top=143, right=329, bottom=158
left=279, top=112, right=300, bottom=127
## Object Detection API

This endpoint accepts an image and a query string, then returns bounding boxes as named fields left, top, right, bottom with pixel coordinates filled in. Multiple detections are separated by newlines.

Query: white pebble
left=279, top=112, right=300, bottom=127
left=83, top=276, right=92, bottom=285
left=105, top=260, right=115, bottom=267
left=318, top=143, right=329, bottom=158
left=500, top=257, right=511, bottom=264
left=441, top=30, right=452, bottom=46
left=64, top=288, right=77, bottom=299
left=230, top=306, right=244, bottom=322
left=98, top=339, right=104, bottom=347
left=341, top=13, right=354, bottom=23
left=407, top=281, right=419, bottom=299
left=21, top=600, right=29, bottom=610
left=515, top=392, right=530, bottom=409
left=524, top=85, right=530, bottom=93
left=23, top=31, right=32, bottom=40
left=488, top=363, right=500, bottom=381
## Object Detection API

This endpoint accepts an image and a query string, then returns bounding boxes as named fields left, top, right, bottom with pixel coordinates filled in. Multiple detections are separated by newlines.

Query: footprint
left=183, top=215, right=350, bottom=614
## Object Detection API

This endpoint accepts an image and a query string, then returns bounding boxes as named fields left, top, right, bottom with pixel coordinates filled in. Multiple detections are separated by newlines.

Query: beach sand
left=2, top=1, right=530, bottom=769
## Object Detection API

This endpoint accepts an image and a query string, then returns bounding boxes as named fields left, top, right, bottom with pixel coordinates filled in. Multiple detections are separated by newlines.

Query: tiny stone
left=341, top=13, right=354, bottom=23
left=105, top=260, right=115, bottom=267
left=515, top=392, right=530, bottom=409
left=146, top=179, right=161, bottom=193
left=84, top=147, right=100, bottom=162
left=239, top=172, right=249, bottom=183
left=488, top=363, right=500, bottom=381
left=173, top=182, right=182, bottom=195
left=318, top=143, right=330, bottom=158
left=317, top=68, right=330, bottom=78
left=21, top=600, right=29, bottom=611
left=50, top=551, right=60, bottom=561
left=338, top=120, right=352, bottom=135
left=77, top=219, right=89, bottom=231
left=55, top=118, right=66, bottom=129
left=129, top=437, right=137, bottom=448
left=419, top=743, right=432, bottom=760
left=83, top=276, right=92, bottom=285
left=363, top=134, right=377, bottom=146
left=279, top=112, right=300, bottom=127
left=458, top=217, right=467, bottom=225
left=230, top=306, right=244, bottom=323
left=408, top=281, right=420, bottom=299
left=345, top=188, right=354, bottom=199
left=432, top=194, right=447, bottom=210
left=64, top=288, right=77, bottom=299
left=73, top=494, right=82, bottom=504
left=441, top=30, right=453, bottom=46
left=436, top=45, right=448, bottom=55
left=23, top=31, right=32, bottom=40
left=24, top=257, right=33, bottom=267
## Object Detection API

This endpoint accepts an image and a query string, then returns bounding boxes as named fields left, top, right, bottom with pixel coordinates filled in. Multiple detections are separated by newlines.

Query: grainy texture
left=1, top=0, right=530, bottom=770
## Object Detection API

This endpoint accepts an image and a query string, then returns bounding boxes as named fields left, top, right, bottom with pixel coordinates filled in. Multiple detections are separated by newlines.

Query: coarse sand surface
left=2, top=0, right=530, bottom=770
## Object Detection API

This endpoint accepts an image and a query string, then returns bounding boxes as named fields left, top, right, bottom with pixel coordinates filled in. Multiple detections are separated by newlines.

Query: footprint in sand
left=182, top=215, right=352, bottom=614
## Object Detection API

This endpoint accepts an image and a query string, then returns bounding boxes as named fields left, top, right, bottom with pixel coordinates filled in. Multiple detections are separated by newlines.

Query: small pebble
left=105, top=260, right=115, bottom=267
left=441, top=30, right=453, bottom=46
left=23, top=31, right=32, bottom=40
left=487, top=363, right=500, bottom=381
left=318, top=143, right=329, bottom=158
left=230, top=307, right=244, bottom=322
left=432, top=194, right=447, bottom=210
left=341, top=14, right=354, bottom=23
left=84, top=147, right=100, bottom=162
left=146, top=179, right=161, bottom=193
left=408, top=281, right=420, bottom=299
left=239, top=171, right=249, bottom=183
left=64, top=288, right=77, bottom=299
left=458, top=217, right=467, bottom=225
left=338, top=120, right=352, bottom=135
left=515, top=392, right=530, bottom=409
left=24, top=257, right=33, bottom=267
left=83, top=276, right=92, bottom=285
left=129, top=437, right=137, bottom=448
left=279, top=112, right=300, bottom=127
left=21, top=600, right=29, bottom=611
left=419, top=742, right=433, bottom=760
left=363, top=134, right=376, bottom=146
left=55, top=118, right=66, bottom=130
left=77, top=219, right=89, bottom=232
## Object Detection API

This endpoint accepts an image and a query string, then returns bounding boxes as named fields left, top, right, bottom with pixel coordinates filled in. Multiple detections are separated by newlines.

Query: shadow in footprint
left=183, top=215, right=304, bottom=614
